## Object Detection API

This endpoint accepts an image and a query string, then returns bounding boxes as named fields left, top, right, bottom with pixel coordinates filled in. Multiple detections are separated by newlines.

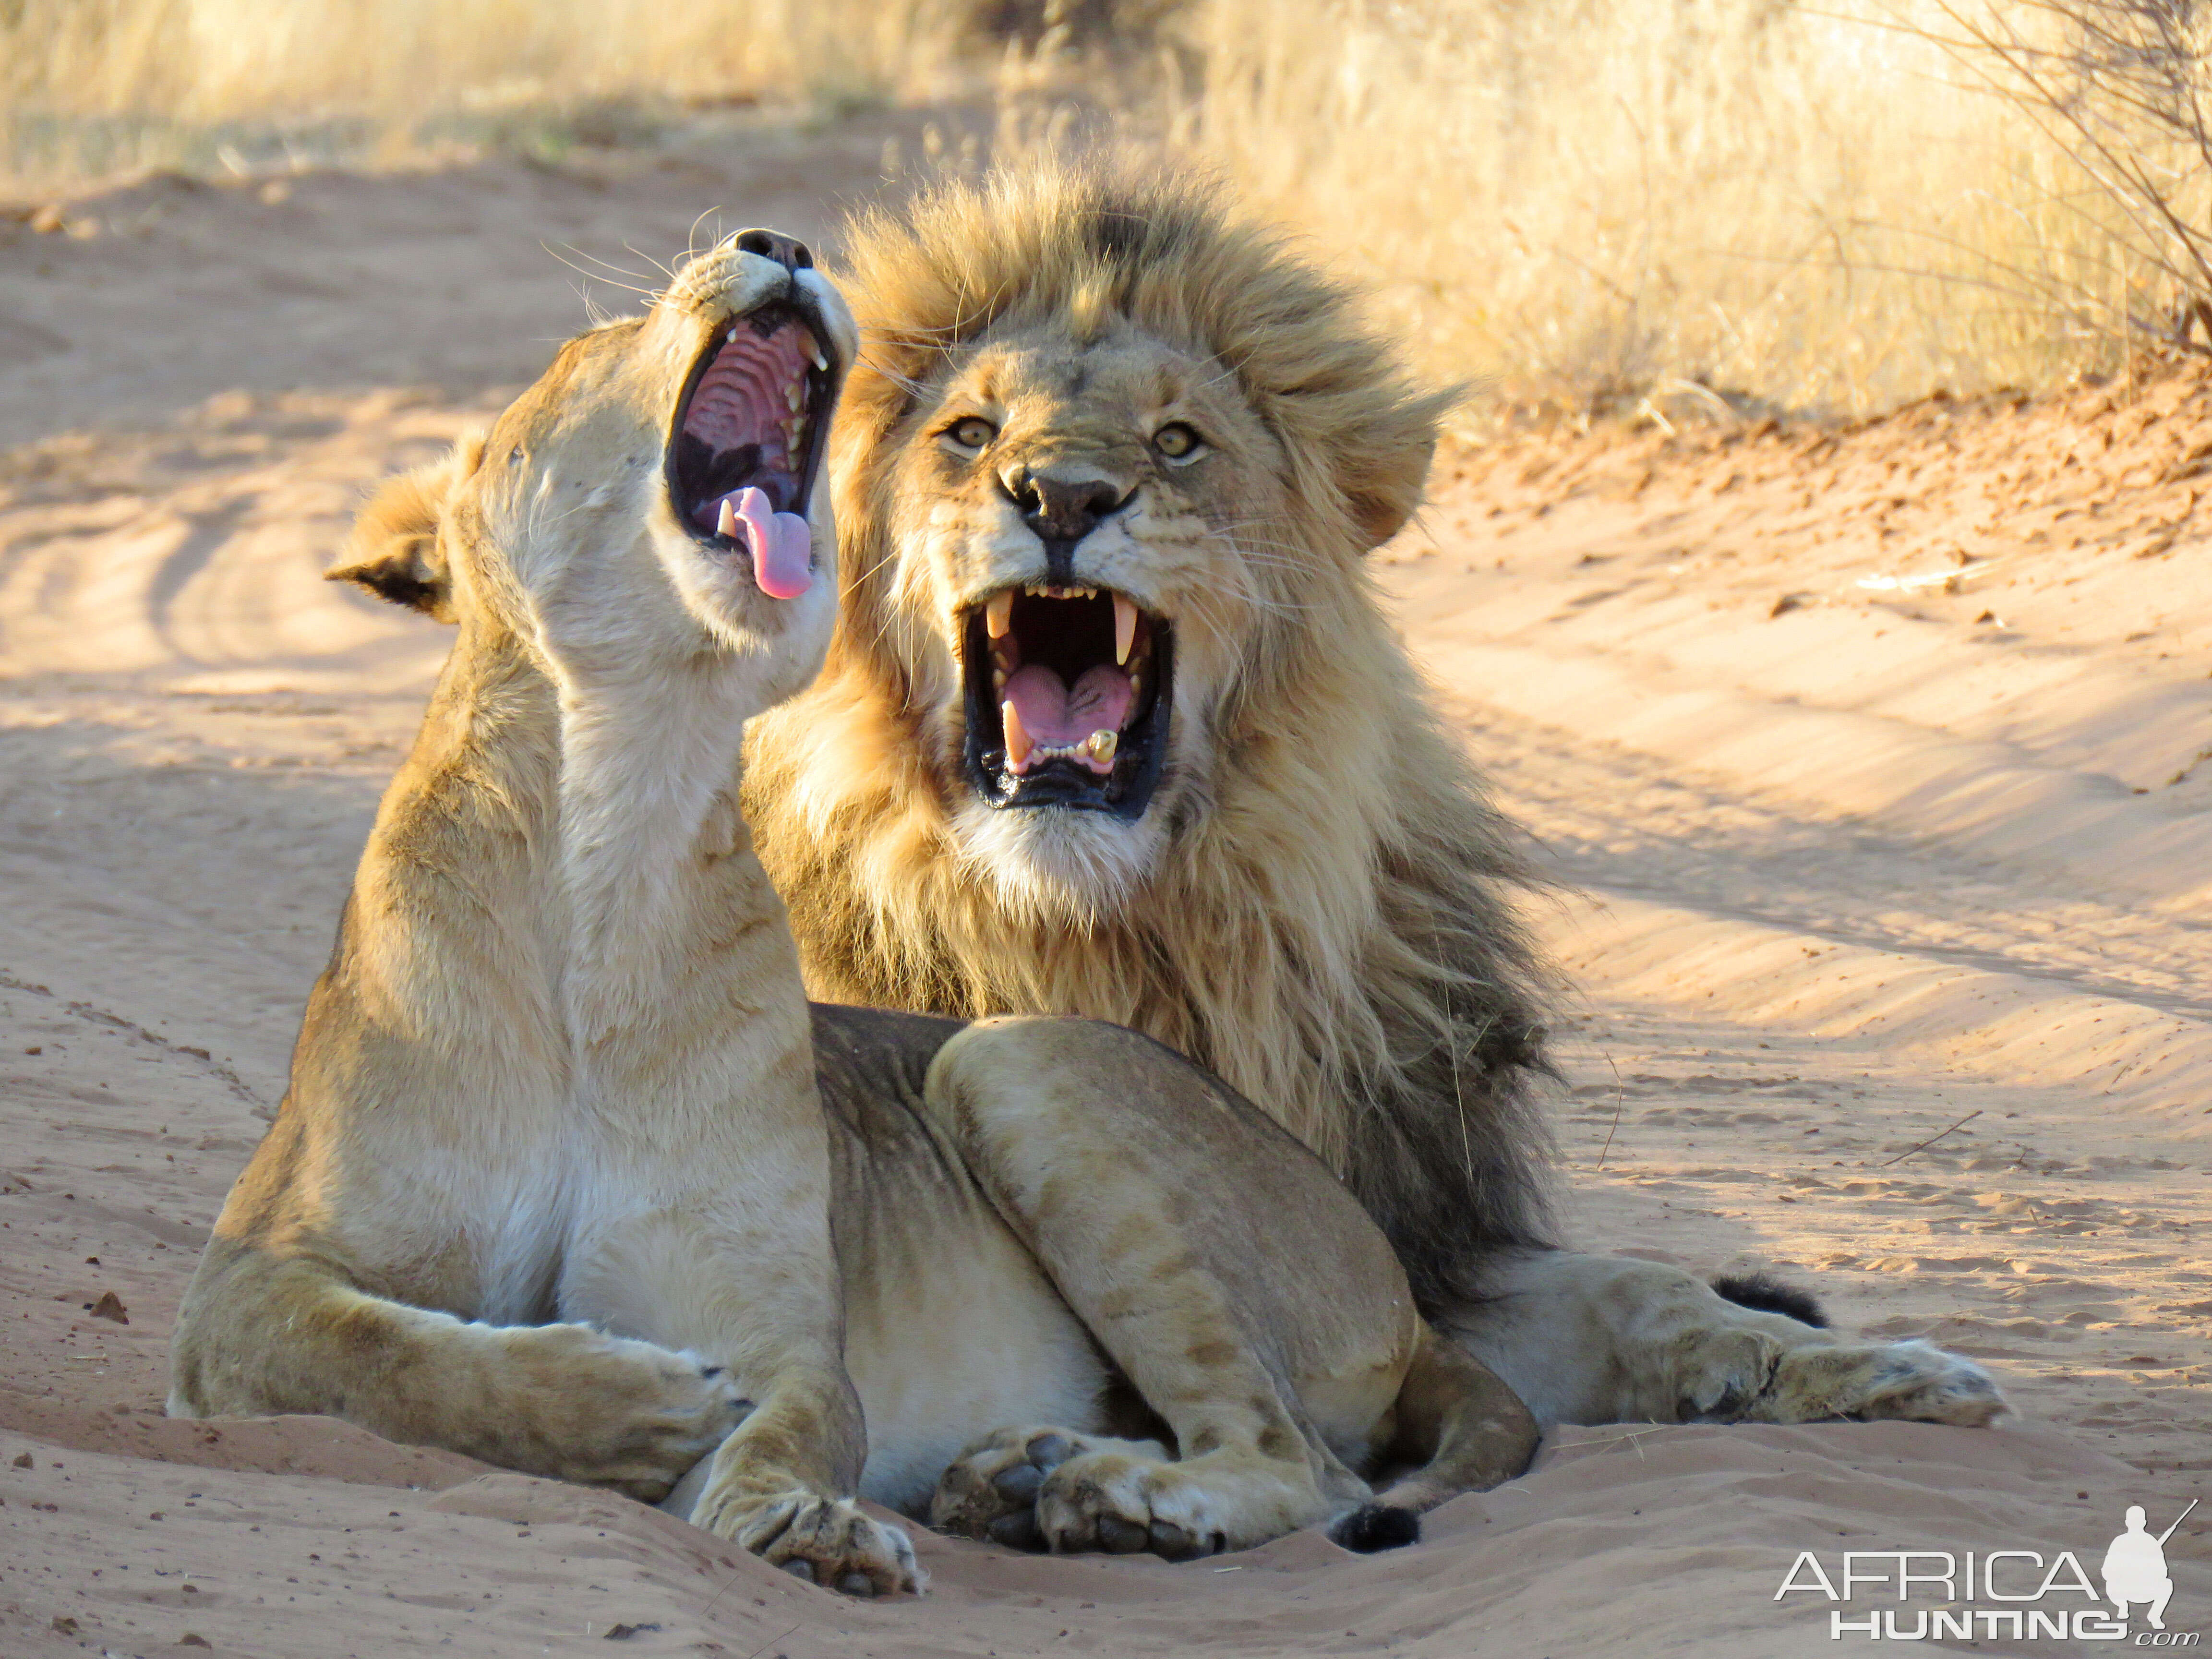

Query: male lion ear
left=1338, top=386, right=1457, bottom=552
left=325, top=436, right=485, bottom=622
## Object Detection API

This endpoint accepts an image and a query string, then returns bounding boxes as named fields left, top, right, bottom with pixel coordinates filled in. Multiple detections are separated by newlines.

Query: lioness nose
left=734, top=229, right=812, bottom=272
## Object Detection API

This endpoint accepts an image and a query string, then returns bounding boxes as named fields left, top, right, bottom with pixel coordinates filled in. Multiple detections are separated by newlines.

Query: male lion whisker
left=1222, top=546, right=1323, bottom=576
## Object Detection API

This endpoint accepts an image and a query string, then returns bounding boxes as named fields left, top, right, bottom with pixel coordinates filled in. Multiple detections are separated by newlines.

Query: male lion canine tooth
left=1001, top=700, right=1033, bottom=771
left=1114, top=594, right=1137, bottom=665
left=986, top=590, right=1013, bottom=638
left=716, top=496, right=739, bottom=539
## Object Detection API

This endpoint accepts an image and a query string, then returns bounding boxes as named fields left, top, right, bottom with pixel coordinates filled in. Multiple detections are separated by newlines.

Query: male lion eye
left=946, top=417, right=998, bottom=452
left=1153, top=422, right=1203, bottom=461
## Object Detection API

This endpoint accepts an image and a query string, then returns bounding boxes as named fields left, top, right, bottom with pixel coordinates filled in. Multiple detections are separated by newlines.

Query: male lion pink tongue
left=1001, top=662, right=1133, bottom=751
left=718, top=485, right=812, bottom=599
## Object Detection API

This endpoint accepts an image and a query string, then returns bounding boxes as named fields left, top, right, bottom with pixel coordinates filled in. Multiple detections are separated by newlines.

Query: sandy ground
left=0, top=137, right=2206, bottom=1657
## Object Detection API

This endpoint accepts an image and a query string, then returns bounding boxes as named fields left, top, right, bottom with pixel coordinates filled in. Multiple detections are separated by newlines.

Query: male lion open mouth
left=744, top=163, right=2009, bottom=1433
left=963, top=579, right=1170, bottom=814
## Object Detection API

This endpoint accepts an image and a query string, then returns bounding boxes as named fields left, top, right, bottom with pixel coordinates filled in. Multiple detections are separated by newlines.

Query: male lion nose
left=1007, top=469, right=1133, bottom=581
left=734, top=229, right=812, bottom=272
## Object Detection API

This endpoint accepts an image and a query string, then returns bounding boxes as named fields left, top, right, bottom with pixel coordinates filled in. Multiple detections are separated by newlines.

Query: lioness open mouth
left=668, top=300, right=837, bottom=598
left=961, top=585, right=1173, bottom=817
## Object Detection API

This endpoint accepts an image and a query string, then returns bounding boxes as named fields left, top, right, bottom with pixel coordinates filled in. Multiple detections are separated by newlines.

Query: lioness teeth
left=986, top=591, right=1013, bottom=638
left=716, top=496, right=739, bottom=538
left=806, top=337, right=828, bottom=373
left=1114, top=594, right=1137, bottom=665
left=1085, top=729, right=1117, bottom=764
left=1002, top=699, right=1034, bottom=771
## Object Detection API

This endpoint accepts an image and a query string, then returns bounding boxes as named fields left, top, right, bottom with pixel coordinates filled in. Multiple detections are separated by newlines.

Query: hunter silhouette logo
left=2106, top=1502, right=2195, bottom=1634
left=1774, top=1498, right=2200, bottom=1643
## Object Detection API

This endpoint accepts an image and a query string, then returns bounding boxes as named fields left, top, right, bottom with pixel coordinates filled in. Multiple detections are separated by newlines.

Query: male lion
left=742, top=164, right=2006, bottom=1431
left=169, top=229, right=1535, bottom=1594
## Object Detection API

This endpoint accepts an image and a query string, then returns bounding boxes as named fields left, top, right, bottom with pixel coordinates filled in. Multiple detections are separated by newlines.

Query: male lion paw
left=933, top=1427, right=1241, bottom=1562
left=691, top=1486, right=922, bottom=1598
left=1684, top=1330, right=2007, bottom=1427
left=498, top=1324, right=748, bottom=1501
left=933, top=1428, right=1099, bottom=1553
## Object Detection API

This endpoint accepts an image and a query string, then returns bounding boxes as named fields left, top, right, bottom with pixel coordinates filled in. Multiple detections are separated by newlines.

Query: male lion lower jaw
left=949, top=790, right=1169, bottom=925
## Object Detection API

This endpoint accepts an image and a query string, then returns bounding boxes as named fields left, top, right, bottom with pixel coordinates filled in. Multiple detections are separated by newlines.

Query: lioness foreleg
left=563, top=1198, right=922, bottom=1595
left=920, top=1018, right=1405, bottom=1557
left=170, top=1240, right=745, bottom=1498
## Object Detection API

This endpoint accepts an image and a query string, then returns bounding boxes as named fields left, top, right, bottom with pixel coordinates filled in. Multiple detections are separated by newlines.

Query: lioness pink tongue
left=716, top=486, right=813, bottom=599
left=1001, top=661, right=1133, bottom=768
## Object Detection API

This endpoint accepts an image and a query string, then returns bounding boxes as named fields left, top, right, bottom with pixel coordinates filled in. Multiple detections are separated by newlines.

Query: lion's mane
left=744, top=163, right=1558, bottom=1309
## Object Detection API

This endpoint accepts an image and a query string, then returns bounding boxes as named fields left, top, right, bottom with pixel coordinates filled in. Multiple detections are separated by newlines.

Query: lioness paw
left=502, top=1325, right=747, bottom=1500
left=692, top=1487, right=922, bottom=1597
left=1683, top=1329, right=2006, bottom=1427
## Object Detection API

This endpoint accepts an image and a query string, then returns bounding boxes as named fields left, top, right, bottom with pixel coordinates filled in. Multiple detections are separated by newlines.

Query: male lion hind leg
left=920, top=1017, right=1538, bottom=1561
left=1444, top=1250, right=2006, bottom=1428
left=170, top=1239, right=747, bottom=1501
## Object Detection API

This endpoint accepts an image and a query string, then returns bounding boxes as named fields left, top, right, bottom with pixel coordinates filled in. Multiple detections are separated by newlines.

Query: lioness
left=169, top=229, right=1535, bottom=1594
left=742, top=163, right=2007, bottom=1431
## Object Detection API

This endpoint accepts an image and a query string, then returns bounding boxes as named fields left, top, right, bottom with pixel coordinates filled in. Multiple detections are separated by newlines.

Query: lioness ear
left=326, top=436, right=484, bottom=621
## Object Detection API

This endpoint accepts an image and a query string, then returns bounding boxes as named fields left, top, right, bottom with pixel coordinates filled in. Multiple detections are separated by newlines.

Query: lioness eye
left=1153, top=422, right=1203, bottom=461
left=945, top=417, right=998, bottom=452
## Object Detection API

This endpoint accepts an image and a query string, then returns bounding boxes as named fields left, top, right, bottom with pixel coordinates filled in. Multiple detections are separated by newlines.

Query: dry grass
left=1139, top=0, right=2210, bottom=421
left=7, top=0, right=2209, bottom=418
left=0, top=0, right=976, bottom=190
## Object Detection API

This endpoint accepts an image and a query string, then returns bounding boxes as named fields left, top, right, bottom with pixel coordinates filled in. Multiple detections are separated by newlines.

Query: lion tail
left=1327, top=1325, right=1539, bottom=1553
